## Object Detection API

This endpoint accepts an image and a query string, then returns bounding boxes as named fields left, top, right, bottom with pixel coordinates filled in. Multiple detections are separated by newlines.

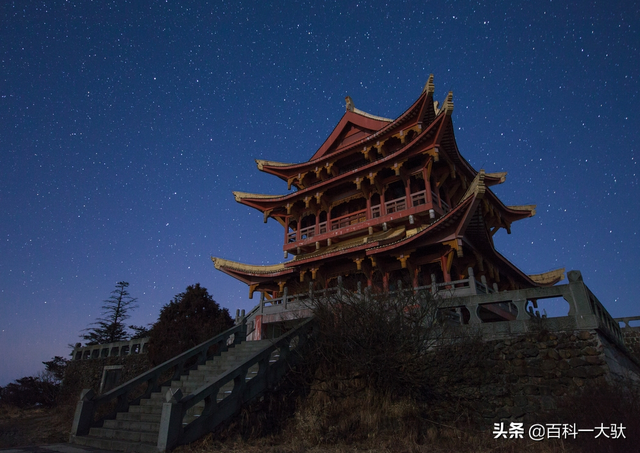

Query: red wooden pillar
left=296, top=215, right=301, bottom=241
left=284, top=216, right=290, bottom=244
left=315, top=210, right=320, bottom=235
left=366, top=195, right=372, bottom=220
left=383, top=272, right=389, bottom=292
left=254, top=315, right=263, bottom=341
left=412, top=268, right=419, bottom=289
left=423, top=167, right=433, bottom=204
left=405, top=177, right=412, bottom=207
left=440, top=254, right=452, bottom=282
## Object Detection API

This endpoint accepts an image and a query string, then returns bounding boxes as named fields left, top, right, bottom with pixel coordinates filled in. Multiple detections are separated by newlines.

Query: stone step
left=183, top=369, right=258, bottom=385
left=89, top=426, right=157, bottom=443
left=116, top=411, right=162, bottom=423
left=71, top=339, right=281, bottom=452
left=185, top=364, right=244, bottom=377
left=139, top=397, right=165, bottom=407
left=128, top=404, right=163, bottom=415
left=72, top=434, right=157, bottom=453
left=103, top=419, right=161, bottom=432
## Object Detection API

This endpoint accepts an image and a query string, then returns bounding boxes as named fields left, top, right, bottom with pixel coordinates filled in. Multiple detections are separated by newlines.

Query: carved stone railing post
left=157, top=388, right=184, bottom=452
left=512, top=299, right=529, bottom=321
left=70, top=389, right=95, bottom=437
left=283, top=287, right=288, bottom=309
left=467, top=303, right=482, bottom=324
left=234, top=317, right=247, bottom=345
left=467, top=267, right=477, bottom=295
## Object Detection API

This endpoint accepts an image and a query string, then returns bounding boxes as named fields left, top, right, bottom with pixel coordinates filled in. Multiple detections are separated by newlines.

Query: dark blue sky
left=1, top=0, right=638, bottom=385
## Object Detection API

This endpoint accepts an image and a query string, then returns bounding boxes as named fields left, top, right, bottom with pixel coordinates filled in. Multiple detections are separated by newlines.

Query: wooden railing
left=286, top=190, right=444, bottom=245
left=330, top=208, right=367, bottom=230
left=410, top=190, right=427, bottom=206
left=384, top=196, right=406, bottom=213
left=299, top=225, right=315, bottom=239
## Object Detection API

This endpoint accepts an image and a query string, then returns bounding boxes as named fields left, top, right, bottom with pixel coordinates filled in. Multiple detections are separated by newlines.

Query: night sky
left=1, top=1, right=638, bottom=386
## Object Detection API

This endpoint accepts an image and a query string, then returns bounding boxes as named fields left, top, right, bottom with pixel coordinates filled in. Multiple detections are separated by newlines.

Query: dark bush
left=147, top=283, right=233, bottom=365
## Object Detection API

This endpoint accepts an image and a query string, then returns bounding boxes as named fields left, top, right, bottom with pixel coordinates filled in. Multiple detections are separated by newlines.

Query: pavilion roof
left=256, top=75, right=438, bottom=185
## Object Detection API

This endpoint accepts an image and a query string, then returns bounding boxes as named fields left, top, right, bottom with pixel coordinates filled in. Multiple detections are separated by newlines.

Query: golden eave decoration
left=211, top=257, right=288, bottom=274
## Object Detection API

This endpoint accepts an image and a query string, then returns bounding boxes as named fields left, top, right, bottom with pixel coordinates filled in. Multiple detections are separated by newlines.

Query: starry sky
left=1, top=0, right=638, bottom=386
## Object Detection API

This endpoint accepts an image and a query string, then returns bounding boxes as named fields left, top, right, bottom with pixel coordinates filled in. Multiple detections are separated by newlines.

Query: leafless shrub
left=302, top=284, right=480, bottom=403
left=548, top=379, right=640, bottom=453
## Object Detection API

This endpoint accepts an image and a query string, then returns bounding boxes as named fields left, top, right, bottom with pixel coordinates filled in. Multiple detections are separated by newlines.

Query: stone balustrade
left=242, top=270, right=626, bottom=353
left=615, top=315, right=640, bottom=329
left=72, top=337, right=150, bottom=361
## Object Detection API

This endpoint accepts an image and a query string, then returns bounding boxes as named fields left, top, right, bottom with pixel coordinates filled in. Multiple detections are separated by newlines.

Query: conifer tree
left=81, top=281, right=137, bottom=345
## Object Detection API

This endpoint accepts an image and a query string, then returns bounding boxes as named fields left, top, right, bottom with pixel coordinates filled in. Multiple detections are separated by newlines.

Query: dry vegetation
left=3, top=287, right=638, bottom=453
left=0, top=401, right=75, bottom=448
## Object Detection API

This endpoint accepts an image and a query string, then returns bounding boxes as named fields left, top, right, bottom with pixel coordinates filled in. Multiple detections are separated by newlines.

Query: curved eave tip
left=211, top=256, right=221, bottom=269
left=441, top=91, right=454, bottom=115
left=506, top=204, right=537, bottom=218
left=485, top=172, right=508, bottom=184
left=423, top=74, right=435, bottom=94
left=345, top=95, right=355, bottom=112
left=529, top=268, right=565, bottom=286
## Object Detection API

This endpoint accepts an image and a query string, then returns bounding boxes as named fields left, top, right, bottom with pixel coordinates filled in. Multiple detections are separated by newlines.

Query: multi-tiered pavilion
left=212, top=76, right=564, bottom=314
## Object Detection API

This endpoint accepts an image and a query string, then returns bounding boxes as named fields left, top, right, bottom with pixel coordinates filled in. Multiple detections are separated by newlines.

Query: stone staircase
left=71, top=340, right=275, bottom=452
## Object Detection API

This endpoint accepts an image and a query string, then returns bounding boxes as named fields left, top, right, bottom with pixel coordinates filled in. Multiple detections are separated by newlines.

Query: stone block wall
left=61, top=354, right=151, bottom=403
left=442, top=329, right=637, bottom=424
left=621, top=328, right=640, bottom=359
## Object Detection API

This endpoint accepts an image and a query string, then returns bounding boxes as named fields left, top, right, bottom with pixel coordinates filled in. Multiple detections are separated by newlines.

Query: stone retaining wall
left=621, top=328, right=640, bottom=359
left=443, top=328, right=639, bottom=424
left=61, top=354, right=151, bottom=402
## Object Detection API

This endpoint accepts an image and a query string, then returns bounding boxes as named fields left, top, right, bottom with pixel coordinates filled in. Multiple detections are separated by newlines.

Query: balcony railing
left=300, top=225, right=315, bottom=240
left=287, top=190, right=449, bottom=246
left=384, top=196, right=407, bottom=214
left=410, top=190, right=427, bottom=206
left=331, top=209, right=367, bottom=230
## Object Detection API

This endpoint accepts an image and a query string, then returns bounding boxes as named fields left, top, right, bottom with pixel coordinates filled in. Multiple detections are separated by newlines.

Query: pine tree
left=81, top=281, right=138, bottom=345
